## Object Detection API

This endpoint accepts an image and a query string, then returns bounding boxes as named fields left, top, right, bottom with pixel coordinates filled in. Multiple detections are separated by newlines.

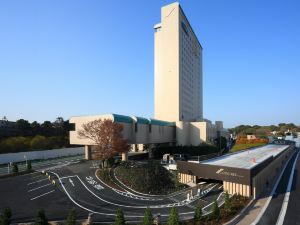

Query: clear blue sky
left=0, top=0, right=299, bottom=128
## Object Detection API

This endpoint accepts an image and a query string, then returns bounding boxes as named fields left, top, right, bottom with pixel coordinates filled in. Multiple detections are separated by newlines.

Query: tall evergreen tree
left=224, top=191, right=232, bottom=215
left=142, top=207, right=153, bottom=225
left=212, top=199, right=220, bottom=222
left=66, top=209, right=76, bottom=225
left=0, top=207, right=12, bottom=225
left=194, top=203, right=202, bottom=223
left=167, top=207, right=179, bottom=225
left=27, top=160, right=32, bottom=171
left=114, top=209, right=125, bottom=225
left=34, top=209, right=48, bottom=225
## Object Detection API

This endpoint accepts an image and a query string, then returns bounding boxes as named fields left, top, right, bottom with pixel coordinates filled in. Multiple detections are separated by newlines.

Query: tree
left=194, top=202, right=202, bottom=223
left=66, top=208, right=76, bottom=225
left=30, top=136, right=48, bottom=150
left=212, top=199, right=220, bottom=222
left=34, top=209, right=48, bottom=225
left=0, top=207, right=12, bottom=225
left=142, top=207, right=153, bottom=225
left=224, top=191, right=231, bottom=216
left=168, top=207, right=179, bottom=225
left=27, top=160, right=32, bottom=171
left=12, top=163, right=18, bottom=173
left=41, top=121, right=54, bottom=137
left=78, top=119, right=129, bottom=166
left=114, top=208, right=125, bottom=225
left=16, top=119, right=31, bottom=136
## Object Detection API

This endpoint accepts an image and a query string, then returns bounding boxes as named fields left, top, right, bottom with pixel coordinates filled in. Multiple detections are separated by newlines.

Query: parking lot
left=0, top=160, right=226, bottom=223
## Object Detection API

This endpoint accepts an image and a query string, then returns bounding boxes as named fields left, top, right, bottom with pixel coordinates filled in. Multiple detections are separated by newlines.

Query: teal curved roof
left=135, top=116, right=150, bottom=125
left=149, top=119, right=175, bottom=127
left=112, top=114, right=133, bottom=124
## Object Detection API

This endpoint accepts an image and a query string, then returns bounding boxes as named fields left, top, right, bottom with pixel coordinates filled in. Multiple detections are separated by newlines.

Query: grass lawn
left=231, top=143, right=267, bottom=152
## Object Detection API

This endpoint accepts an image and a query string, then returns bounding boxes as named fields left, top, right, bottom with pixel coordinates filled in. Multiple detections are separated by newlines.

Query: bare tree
left=78, top=119, right=129, bottom=166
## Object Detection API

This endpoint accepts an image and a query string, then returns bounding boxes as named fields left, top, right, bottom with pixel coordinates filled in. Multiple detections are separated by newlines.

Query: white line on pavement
left=276, top=151, right=300, bottom=225
left=30, top=190, right=55, bottom=200
left=60, top=175, right=77, bottom=179
left=27, top=178, right=48, bottom=185
left=28, top=183, right=52, bottom=192
left=30, top=174, right=43, bottom=179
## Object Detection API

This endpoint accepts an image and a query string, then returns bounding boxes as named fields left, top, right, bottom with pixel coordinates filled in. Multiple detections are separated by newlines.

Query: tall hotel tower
left=154, top=2, right=203, bottom=122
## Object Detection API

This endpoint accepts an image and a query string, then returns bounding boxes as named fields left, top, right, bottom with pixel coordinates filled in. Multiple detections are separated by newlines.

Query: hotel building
left=69, top=2, right=228, bottom=158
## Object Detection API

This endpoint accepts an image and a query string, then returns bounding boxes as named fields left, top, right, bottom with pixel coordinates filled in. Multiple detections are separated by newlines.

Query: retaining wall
left=0, top=147, right=84, bottom=164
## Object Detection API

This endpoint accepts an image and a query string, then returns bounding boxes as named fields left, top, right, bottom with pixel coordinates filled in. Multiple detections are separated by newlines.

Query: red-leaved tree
left=78, top=119, right=129, bottom=166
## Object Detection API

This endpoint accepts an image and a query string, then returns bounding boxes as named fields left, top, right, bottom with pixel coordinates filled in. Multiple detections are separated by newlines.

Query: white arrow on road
left=69, top=178, right=75, bottom=187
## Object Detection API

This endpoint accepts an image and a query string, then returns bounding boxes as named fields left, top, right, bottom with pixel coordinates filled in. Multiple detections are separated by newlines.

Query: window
left=135, top=123, right=138, bottom=132
left=181, top=22, right=189, bottom=36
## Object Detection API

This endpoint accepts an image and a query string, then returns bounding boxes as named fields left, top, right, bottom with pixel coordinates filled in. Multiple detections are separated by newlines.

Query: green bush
left=30, top=136, right=48, bottom=150
left=0, top=207, right=12, bottom=225
left=116, top=161, right=179, bottom=194
left=34, top=209, right=48, bottom=225
left=168, top=207, right=179, bottom=225
left=98, top=169, right=110, bottom=182
left=114, top=209, right=125, bottom=225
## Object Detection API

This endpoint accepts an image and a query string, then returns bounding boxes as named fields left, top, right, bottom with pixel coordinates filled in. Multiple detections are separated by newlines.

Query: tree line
left=229, top=123, right=300, bottom=137
left=0, top=117, right=72, bottom=154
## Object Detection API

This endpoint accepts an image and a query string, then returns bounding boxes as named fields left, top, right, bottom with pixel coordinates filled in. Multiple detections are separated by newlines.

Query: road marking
left=27, top=178, right=48, bottom=185
left=30, top=190, right=55, bottom=200
left=276, top=151, right=300, bottom=225
left=69, top=178, right=75, bottom=187
left=28, top=183, right=52, bottom=192
left=60, top=175, right=77, bottom=179
left=251, top=151, right=297, bottom=225
left=49, top=171, right=226, bottom=218
left=31, top=174, right=43, bottom=179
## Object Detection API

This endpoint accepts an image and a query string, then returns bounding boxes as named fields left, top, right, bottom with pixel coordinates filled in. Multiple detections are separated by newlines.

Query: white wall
left=0, top=147, right=84, bottom=164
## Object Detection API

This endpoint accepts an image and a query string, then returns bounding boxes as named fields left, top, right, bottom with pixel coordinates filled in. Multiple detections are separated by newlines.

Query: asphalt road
left=283, top=150, right=300, bottom=225
left=0, top=160, right=224, bottom=223
left=257, top=151, right=298, bottom=225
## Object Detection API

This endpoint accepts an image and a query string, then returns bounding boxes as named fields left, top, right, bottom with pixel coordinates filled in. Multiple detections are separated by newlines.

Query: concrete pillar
left=122, top=152, right=128, bottom=161
left=85, top=145, right=92, bottom=160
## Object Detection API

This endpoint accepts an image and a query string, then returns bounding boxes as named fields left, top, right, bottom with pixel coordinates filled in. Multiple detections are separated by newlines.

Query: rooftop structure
left=201, top=144, right=290, bottom=169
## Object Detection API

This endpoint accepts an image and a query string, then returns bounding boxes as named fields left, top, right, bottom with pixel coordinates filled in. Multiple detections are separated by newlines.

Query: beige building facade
left=154, top=2, right=203, bottom=122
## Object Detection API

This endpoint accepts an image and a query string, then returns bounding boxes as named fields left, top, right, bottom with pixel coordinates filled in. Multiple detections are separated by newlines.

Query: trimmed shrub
left=168, top=207, right=179, bottom=225
left=12, top=163, right=18, bottom=173
left=34, top=209, right=48, bottom=225
left=27, top=160, right=32, bottom=171
left=142, top=207, right=153, bottom=225
left=114, top=209, right=125, bottom=225
left=0, top=207, right=12, bottom=225
left=66, top=208, right=76, bottom=225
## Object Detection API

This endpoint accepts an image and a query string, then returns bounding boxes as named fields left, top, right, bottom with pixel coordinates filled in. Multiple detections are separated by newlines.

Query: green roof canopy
left=112, top=114, right=133, bottom=124
left=149, top=119, right=175, bottom=127
left=135, top=116, right=150, bottom=125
